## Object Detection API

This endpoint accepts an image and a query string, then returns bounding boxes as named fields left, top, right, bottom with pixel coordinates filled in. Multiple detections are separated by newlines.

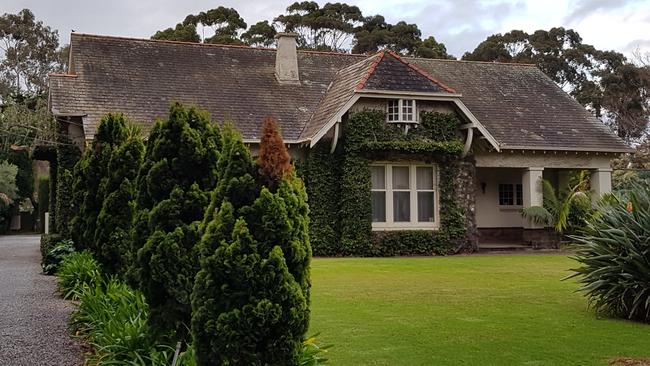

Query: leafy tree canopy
left=152, top=23, right=200, bottom=43
left=0, top=9, right=67, bottom=100
left=152, top=7, right=247, bottom=45
left=275, top=1, right=363, bottom=51
left=241, top=21, right=277, bottom=47
left=352, top=16, right=454, bottom=58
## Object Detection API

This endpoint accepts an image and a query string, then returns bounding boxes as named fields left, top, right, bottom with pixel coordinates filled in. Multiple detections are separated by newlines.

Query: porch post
left=590, top=168, right=612, bottom=202
left=522, top=167, right=544, bottom=229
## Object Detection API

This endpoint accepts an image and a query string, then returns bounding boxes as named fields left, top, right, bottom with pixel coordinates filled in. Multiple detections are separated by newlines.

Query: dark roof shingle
left=49, top=33, right=631, bottom=152
left=408, top=58, right=631, bottom=151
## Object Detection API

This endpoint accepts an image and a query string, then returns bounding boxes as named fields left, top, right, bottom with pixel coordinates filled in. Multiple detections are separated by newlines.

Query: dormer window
left=387, top=99, right=416, bottom=123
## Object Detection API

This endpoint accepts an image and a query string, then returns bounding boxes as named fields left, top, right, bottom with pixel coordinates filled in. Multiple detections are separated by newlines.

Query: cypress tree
left=256, top=117, right=293, bottom=191
left=132, top=103, right=221, bottom=340
left=69, top=114, right=128, bottom=249
left=192, top=120, right=311, bottom=365
left=94, top=125, right=144, bottom=275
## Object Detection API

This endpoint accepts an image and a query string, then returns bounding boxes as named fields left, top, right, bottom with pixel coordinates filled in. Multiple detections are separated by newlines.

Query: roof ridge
left=71, top=32, right=276, bottom=51
left=356, top=50, right=386, bottom=90
left=71, top=32, right=367, bottom=57
left=404, top=56, right=537, bottom=67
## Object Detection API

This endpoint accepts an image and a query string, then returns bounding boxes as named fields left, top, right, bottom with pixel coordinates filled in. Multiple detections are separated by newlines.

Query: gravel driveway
left=0, top=235, right=82, bottom=366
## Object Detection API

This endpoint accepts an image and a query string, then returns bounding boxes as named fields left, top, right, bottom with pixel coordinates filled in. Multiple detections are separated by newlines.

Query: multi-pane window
left=371, top=163, right=438, bottom=229
left=386, top=99, right=417, bottom=123
left=498, top=183, right=523, bottom=206
left=370, top=166, right=386, bottom=222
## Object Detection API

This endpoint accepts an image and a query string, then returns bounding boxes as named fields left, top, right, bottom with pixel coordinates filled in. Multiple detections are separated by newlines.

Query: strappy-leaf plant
left=568, top=184, right=650, bottom=323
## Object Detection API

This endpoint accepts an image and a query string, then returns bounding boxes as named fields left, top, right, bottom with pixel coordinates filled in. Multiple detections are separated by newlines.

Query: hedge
left=40, top=233, right=63, bottom=266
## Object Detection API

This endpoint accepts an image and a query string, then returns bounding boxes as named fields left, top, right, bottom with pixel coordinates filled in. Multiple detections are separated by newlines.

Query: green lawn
left=309, top=254, right=650, bottom=366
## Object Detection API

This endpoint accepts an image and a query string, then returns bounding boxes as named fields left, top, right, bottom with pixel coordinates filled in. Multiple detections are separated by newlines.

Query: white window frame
left=371, top=163, right=439, bottom=231
left=386, top=99, right=417, bottom=123
left=498, top=183, right=523, bottom=208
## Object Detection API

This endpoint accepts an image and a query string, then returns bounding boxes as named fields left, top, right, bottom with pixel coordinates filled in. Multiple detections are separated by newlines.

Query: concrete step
left=478, top=243, right=532, bottom=252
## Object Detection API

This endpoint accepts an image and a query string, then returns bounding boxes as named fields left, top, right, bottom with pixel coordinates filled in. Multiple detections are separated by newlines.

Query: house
left=48, top=32, right=632, bottom=253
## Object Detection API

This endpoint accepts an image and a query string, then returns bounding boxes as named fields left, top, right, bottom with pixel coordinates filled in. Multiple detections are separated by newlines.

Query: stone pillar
left=454, top=159, right=478, bottom=252
left=522, top=167, right=544, bottom=229
left=590, top=168, right=612, bottom=202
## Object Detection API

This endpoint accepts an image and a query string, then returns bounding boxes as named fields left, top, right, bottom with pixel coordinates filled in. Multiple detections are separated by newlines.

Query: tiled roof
left=50, top=33, right=365, bottom=141
left=300, top=54, right=381, bottom=140
left=408, top=58, right=631, bottom=151
left=360, top=51, right=455, bottom=93
left=49, top=33, right=631, bottom=152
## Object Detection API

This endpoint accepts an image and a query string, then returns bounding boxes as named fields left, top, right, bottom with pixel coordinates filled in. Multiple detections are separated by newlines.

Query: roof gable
left=359, top=51, right=455, bottom=93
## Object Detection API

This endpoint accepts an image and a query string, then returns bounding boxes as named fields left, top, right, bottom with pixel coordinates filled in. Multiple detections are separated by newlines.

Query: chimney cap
left=275, top=32, right=299, bottom=39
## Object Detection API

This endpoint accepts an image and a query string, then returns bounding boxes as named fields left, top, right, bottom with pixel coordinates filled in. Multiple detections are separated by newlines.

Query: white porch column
left=590, top=168, right=612, bottom=202
left=522, top=167, right=544, bottom=229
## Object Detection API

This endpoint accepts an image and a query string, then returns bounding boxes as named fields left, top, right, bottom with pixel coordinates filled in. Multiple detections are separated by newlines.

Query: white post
left=44, top=212, right=49, bottom=234
left=522, top=167, right=544, bottom=229
left=590, top=168, right=612, bottom=202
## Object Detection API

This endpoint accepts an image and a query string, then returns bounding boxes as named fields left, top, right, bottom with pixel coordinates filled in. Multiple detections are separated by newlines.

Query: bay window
left=371, top=163, right=439, bottom=230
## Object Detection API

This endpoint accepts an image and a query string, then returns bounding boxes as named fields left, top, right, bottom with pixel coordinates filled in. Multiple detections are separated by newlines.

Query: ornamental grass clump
left=56, top=251, right=102, bottom=300
left=569, top=184, right=650, bottom=323
left=192, top=118, right=312, bottom=365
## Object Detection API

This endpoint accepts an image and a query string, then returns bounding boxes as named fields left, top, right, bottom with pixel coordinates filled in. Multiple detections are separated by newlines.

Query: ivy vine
left=306, top=109, right=471, bottom=256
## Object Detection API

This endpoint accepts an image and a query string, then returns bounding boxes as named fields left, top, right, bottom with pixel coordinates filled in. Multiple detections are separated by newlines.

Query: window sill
left=372, top=223, right=439, bottom=231
left=498, top=205, right=523, bottom=212
left=386, top=121, right=419, bottom=124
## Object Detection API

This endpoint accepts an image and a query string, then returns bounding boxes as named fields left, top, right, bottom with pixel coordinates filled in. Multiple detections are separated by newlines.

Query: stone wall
left=454, top=158, right=478, bottom=251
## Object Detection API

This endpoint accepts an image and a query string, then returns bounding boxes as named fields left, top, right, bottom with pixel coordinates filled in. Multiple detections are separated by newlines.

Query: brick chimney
left=275, top=32, right=300, bottom=84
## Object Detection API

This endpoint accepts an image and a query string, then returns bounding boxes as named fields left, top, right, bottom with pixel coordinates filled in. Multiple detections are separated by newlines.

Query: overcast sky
left=4, top=0, right=649, bottom=58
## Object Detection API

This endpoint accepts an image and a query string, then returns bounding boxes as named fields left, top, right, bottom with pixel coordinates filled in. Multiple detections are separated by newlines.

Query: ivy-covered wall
left=305, top=109, right=476, bottom=256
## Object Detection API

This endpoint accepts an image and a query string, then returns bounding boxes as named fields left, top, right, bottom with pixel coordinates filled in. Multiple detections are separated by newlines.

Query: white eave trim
left=452, top=99, right=500, bottom=152
left=308, top=90, right=502, bottom=152
left=309, top=94, right=361, bottom=148
left=243, top=138, right=310, bottom=145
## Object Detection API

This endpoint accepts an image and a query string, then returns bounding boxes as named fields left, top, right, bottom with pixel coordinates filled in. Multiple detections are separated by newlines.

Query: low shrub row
left=371, top=231, right=453, bottom=256
left=56, top=250, right=195, bottom=365
left=54, top=249, right=329, bottom=365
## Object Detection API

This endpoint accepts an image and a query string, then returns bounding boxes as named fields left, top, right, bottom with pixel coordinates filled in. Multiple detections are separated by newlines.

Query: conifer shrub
left=257, top=117, right=293, bottom=190
left=94, top=126, right=144, bottom=275
left=132, top=103, right=221, bottom=340
left=192, top=118, right=311, bottom=365
left=70, top=114, right=128, bottom=249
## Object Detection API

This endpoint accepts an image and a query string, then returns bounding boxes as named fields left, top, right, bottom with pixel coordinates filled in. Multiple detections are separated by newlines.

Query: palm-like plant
left=521, top=171, right=591, bottom=233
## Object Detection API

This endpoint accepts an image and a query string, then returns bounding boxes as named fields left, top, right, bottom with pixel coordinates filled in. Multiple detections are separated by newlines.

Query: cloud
left=2, top=0, right=648, bottom=58
left=564, top=0, right=643, bottom=24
